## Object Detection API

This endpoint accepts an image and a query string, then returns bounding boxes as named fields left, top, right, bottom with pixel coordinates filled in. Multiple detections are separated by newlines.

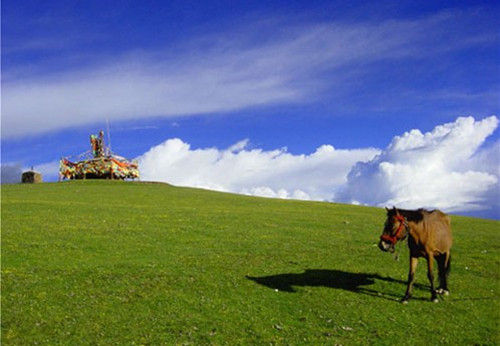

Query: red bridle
left=380, top=214, right=408, bottom=245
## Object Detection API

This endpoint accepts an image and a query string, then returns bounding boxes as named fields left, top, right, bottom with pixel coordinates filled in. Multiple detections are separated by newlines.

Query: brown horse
left=378, top=207, right=452, bottom=303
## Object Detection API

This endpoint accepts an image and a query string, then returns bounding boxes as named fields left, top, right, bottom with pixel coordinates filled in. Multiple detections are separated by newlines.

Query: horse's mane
left=387, top=208, right=432, bottom=223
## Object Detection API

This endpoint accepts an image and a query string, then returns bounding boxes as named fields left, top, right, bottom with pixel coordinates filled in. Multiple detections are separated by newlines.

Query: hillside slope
left=2, top=181, right=499, bottom=344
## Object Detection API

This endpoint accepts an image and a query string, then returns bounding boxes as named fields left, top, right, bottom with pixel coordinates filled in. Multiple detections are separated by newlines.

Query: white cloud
left=2, top=12, right=494, bottom=138
left=33, top=160, right=60, bottom=181
left=137, top=139, right=379, bottom=201
left=339, top=116, right=499, bottom=213
left=1, top=164, right=23, bottom=184
left=137, top=116, right=499, bottom=217
left=0, top=161, right=60, bottom=184
left=10, top=115, right=497, bottom=217
left=241, top=186, right=312, bottom=200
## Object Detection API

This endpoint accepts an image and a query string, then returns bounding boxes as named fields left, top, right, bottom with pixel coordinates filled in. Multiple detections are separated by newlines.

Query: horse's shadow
left=246, top=269, right=429, bottom=301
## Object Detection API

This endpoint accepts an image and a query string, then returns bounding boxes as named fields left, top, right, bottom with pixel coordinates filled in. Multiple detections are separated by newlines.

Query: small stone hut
left=22, top=170, right=43, bottom=184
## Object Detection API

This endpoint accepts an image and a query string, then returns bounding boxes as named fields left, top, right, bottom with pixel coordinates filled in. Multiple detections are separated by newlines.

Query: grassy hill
left=2, top=181, right=499, bottom=344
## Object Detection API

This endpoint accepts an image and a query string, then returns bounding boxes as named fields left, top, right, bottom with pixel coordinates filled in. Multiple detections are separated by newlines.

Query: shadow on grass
left=246, top=269, right=430, bottom=302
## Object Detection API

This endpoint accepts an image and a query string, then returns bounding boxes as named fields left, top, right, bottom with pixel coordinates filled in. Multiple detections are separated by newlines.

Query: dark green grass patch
left=2, top=181, right=499, bottom=344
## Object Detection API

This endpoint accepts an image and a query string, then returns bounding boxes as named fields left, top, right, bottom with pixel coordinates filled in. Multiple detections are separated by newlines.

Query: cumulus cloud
left=0, top=161, right=61, bottom=184
left=339, top=116, right=499, bottom=213
left=137, top=139, right=379, bottom=201
left=1, top=164, right=23, bottom=184
left=137, top=116, right=499, bottom=217
left=2, top=12, right=495, bottom=138
left=33, top=160, right=61, bottom=181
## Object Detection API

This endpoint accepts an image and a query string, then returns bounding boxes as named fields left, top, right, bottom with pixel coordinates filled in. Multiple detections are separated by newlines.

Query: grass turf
left=1, top=180, right=499, bottom=344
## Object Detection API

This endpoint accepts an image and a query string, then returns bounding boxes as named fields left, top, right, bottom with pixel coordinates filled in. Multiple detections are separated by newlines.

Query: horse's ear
left=394, top=207, right=400, bottom=215
left=385, top=207, right=390, bottom=212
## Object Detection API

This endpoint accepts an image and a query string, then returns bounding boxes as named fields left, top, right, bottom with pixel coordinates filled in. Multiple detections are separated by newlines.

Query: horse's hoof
left=401, top=299, right=408, bottom=305
left=432, top=298, right=439, bottom=303
left=437, top=288, right=450, bottom=296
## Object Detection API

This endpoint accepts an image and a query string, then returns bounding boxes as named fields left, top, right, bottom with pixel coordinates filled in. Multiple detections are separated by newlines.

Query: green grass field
left=2, top=181, right=499, bottom=344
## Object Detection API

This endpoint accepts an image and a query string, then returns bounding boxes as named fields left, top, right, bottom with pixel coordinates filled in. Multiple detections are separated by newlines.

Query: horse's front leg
left=402, top=256, right=418, bottom=304
left=427, top=255, right=438, bottom=302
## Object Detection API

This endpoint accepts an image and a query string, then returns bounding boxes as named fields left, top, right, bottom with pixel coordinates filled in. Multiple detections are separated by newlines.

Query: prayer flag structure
left=59, top=131, right=139, bottom=181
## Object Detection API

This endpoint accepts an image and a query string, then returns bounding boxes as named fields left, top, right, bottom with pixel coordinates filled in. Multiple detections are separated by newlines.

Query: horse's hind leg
left=437, top=253, right=451, bottom=295
left=436, top=254, right=447, bottom=294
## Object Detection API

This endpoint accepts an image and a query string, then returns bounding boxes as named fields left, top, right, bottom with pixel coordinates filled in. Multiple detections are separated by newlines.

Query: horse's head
left=378, top=206, right=408, bottom=253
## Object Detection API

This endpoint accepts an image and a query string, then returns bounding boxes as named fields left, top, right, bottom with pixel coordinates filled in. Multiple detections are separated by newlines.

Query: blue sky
left=2, top=1, right=499, bottom=218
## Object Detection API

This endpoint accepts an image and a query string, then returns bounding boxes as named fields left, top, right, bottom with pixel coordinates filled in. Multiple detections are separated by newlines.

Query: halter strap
left=380, top=214, right=408, bottom=245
